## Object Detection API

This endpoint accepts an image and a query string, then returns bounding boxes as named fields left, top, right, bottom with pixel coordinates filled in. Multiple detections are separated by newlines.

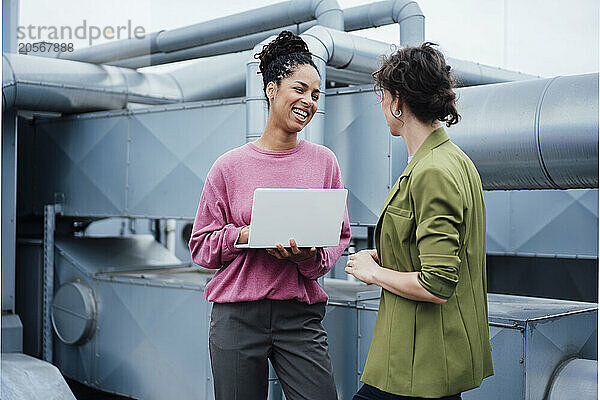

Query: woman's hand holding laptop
left=238, top=226, right=317, bottom=262
left=266, top=239, right=317, bottom=262
left=236, top=226, right=250, bottom=245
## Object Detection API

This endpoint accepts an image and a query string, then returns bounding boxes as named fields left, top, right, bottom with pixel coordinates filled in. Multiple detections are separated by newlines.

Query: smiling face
left=266, top=64, right=321, bottom=134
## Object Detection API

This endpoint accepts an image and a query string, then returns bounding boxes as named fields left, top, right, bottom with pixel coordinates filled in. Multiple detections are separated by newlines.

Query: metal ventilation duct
left=109, top=0, right=424, bottom=68
left=448, top=73, right=599, bottom=190
left=59, top=0, right=344, bottom=64
left=80, top=0, right=534, bottom=87
left=2, top=51, right=258, bottom=111
left=2, top=54, right=183, bottom=112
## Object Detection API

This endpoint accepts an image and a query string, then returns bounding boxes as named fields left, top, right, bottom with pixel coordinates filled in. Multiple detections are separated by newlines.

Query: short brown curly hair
left=373, top=42, right=460, bottom=127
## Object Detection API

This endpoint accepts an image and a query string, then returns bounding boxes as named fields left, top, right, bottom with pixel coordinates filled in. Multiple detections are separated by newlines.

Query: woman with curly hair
left=189, top=31, right=350, bottom=400
left=345, top=43, right=493, bottom=400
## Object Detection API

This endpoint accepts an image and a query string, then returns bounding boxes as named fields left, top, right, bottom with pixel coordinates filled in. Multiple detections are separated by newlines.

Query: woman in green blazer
left=345, top=43, right=493, bottom=400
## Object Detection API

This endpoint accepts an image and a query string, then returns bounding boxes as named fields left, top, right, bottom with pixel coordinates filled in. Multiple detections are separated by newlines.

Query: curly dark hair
left=373, top=42, right=460, bottom=127
left=254, top=30, right=319, bottom=99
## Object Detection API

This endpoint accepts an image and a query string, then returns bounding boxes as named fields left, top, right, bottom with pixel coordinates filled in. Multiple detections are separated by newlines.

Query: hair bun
left=255, top=31, right=312, bottom=75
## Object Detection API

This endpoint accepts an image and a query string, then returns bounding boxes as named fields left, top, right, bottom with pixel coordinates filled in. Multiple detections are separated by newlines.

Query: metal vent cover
left=51, top=281, right=97, bottom=345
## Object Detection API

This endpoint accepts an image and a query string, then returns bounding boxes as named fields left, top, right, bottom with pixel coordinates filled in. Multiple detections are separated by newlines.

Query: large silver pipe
left=2, top=53, right=183, bottom=112
left=111, top=22, right=315, bottom=69
left=448, top=57, right=537, bottom=86
left=168, top=51, right=250, bottom=101
left=547, top=358, right=597, bottom=400
left=114, top=37, right=533, bottom=88
left=325, top=58, right=536, bottom=86
left=343, top=0, right=425, bottom=46
left=448, top=73, right=598, bottom=190
left=108, top=1, right=414, bottom=69
left=60, top=0, right=343, bottom=65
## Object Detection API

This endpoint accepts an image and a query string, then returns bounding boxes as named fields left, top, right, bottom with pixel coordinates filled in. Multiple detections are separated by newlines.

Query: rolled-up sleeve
left=411, top=166, right=463, bottom=299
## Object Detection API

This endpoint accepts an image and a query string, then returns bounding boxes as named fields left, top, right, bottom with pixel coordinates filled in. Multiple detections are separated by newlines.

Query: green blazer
left=361, top=128, right=493, bottom=397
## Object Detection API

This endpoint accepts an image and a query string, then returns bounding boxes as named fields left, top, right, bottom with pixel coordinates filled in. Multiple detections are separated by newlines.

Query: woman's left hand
left=266, top=239, right=317, bottom=262
left=345, top=250, right=381, bottom=285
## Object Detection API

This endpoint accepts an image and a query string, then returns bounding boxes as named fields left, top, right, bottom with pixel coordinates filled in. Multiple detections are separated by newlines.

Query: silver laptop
left=235, top=188, right=348, bottom=249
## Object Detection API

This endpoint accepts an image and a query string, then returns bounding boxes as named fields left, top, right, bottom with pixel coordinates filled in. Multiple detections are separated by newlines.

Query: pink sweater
left=189, top=140, right=351, bottom=304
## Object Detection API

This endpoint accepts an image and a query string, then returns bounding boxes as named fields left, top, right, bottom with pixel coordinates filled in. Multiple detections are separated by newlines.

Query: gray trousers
left=209, top=299, right=338, bottom=400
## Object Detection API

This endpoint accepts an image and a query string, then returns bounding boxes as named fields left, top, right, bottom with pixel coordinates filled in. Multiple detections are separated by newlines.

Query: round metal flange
left=51, top=281, right=97, bottom=345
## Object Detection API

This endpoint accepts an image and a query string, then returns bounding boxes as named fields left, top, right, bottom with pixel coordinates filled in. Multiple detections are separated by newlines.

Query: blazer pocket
left=386, top=205, right=413, bottom=219
left=381, top=205, right=415, bottom=271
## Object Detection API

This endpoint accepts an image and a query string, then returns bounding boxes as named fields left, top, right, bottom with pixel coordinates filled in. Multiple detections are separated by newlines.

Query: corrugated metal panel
left=24, top=100, right=245, bottom=219
left=127, top=105, right=244, bottom=218
left=35, top=116, right=129, bottom=217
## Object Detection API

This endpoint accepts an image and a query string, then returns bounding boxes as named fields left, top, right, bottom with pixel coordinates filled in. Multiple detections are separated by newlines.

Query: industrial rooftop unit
left=1, top=1, right=598, bottom=399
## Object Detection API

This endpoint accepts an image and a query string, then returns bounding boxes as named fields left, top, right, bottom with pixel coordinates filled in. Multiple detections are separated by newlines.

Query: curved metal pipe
left=60, top=0, right=343, bottom=65
left=110, top=22, right=315, bottom=69
left=447, top=73, right=598, bottom=190
left=343, top=0, right=425, bottom=46
left=302, top=26, right=395, bottom=74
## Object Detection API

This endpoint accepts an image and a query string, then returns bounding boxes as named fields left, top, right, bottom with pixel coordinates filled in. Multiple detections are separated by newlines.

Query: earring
left=393, top=109, right=402, bottom=118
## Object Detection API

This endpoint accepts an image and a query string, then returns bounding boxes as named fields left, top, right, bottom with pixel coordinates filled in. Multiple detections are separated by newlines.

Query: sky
left=16, top=0, right=600, bottom=77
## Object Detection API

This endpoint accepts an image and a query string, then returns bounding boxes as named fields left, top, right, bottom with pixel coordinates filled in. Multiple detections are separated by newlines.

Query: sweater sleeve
left=294, top=154, right=351, bottom=280
left=411, top=166, right=463, bottom=300
left=188, top=169, right=243, bottom=269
